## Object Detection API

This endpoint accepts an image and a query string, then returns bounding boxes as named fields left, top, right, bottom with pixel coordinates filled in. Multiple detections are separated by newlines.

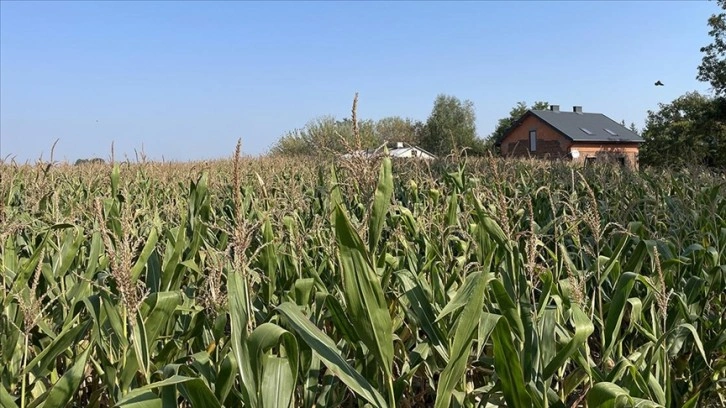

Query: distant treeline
left=74, top=158, right=106, bottom=165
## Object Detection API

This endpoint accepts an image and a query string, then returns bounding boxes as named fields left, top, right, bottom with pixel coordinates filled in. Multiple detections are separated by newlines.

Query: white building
left=341, top=142, right=436, bottom=160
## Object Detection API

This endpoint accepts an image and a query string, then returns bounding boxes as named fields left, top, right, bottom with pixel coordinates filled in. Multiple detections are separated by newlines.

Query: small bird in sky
left=655, top=80, right=664, bottom=86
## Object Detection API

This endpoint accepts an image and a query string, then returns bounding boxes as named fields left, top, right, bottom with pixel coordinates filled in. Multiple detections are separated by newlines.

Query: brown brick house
left=495, top=105, right=645, bottom=168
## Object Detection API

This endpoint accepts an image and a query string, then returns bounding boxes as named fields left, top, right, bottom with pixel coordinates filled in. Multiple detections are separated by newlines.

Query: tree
left=629, top=122, right=639, bottom=134
left=74, top=157, right=105, bottom=165
left=698, top=0, right=726, bottom=95
left=640, top=91, right=726, bottom=168
left=374, top=116, right=420, bottom=145
left=421, top=94, right=485, bottom=156
left=270, top=116, right=381, bottom=156
left=486, top=101, right=549, bottom=154
left=269, top=131, right=312, bottom=156
left=620, top=120, right=640, bottom=134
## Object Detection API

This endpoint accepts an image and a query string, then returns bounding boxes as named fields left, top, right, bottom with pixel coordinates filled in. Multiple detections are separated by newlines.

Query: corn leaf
left=276, top=302, right=388, bottom=408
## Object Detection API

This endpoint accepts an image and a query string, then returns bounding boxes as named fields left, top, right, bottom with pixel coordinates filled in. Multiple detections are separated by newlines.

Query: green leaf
left=397, top=269, right=449, bottom=362
left=543, top=306, right=594, bottom=381
left=334, top=202, right=395, bottom=404
left=141, top=291, right=183, bottom=342
left=114, top=392, right=163, bottom=408
left=436, top=271, right=483, bottom=322
left=492, top=319, right=532, bottom=408
left=132, top=311, right=150, bottom=382
left=215, top=353, right=237, bottom=404
left=161, top=222, right=187, bottom=291
left=368, top=157, right=393, bottom=254
left=260, top=357, right=296, bottom=408
left=276, top=302, right=387, bottom=408
left=23, top=319, right=91, bottom=376
left=228, top=270, right=257, bottom=407
left=490, top=279, right=524, bottom=342
left=54, top=227, right=84, bottom=279
left=261, top=217, right=278, bottom=304
left=587, top=382, right=631, bottom=408
left=434, top=271, right=489, bottom=408
left=302, top=352, right=321, bottom=408
left=111, top=163, right=120, bottom=197
left=10, top=234, right=50, bottom=299
left=100, top=291, right=129, bottom=349
left=598, top=234, right=629, bottom=285
left=539, top=307, right=558, bottom=375
left=116, top=376, right=220, bottom=408
left=121, top=291, right=183, bottom=388
left=586, top=382, right=662, bottom=408
left=130, top=227, right=159, bottom=281
left=603, top=272, right=637, bottom=361
left=674, top=323, right=710, bottom=368
left=178, top=378, right=222, bottom=408
left=249, top=323, right=299, bottom=389
left=324, top=295, right=360, bottom=344
left=480, top=216, right=509, bottom=246
left=293, top=278, right=316, bottom=306
left=41, top=344, right=91, bottom=408
left=477, top=312, right=501, bottom=358
left=445, top=191, right=459, bottom=229
left=0, top=384, right=18, bottom=408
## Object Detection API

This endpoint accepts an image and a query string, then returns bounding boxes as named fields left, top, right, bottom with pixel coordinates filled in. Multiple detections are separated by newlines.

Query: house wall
left=570, top=143, right=640, bottom=168
left=500, top=115, right=571, bottom=158
left=500, top=115, right=641, bottom=168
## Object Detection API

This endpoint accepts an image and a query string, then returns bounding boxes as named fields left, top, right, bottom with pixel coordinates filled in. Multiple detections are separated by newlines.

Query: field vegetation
left=1, top=143, right=725, bottom=407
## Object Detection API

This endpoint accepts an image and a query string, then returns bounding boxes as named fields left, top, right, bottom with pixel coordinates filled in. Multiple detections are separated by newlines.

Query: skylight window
left=580, top=128, right=593, bottom=135
left=604, top=128, right=618, bottom=136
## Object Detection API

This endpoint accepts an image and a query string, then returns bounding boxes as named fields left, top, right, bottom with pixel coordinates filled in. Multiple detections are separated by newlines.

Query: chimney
left=396, top=142, right=404, bottom=148
left=573, top=106, right=583, bottom=113
left=549, top=105, right=559, bottom=112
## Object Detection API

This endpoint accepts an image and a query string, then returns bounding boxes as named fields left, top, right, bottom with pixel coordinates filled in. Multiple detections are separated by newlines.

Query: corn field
left=1, top=152, right=725, bottom=407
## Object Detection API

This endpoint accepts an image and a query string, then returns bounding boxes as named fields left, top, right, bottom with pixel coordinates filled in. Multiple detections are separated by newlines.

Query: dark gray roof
left=528, top=110, right=645, bottom=143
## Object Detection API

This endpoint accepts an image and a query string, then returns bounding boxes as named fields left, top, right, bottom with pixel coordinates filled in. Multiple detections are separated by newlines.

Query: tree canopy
left=638, top=2, right=726, bottom=169
left=420, top=94, right=486, bottom=156
left=374, top=116, right=422, bottom=146
left=74, top=157, right=106, bottom=166
left=271, top=95, right=489, bottom=157
left=270, top=116, right=380, bottom=157
left=639, top=92, right=726, bottom=168
left=698, top=0, right=726, bottom=95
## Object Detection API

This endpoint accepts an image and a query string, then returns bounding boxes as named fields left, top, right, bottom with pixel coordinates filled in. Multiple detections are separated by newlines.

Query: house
left=342, top=142, right=436, bottom=160
left=387, top=142, right=436, bottom=160
left=495, top=105, right=645, bottom=168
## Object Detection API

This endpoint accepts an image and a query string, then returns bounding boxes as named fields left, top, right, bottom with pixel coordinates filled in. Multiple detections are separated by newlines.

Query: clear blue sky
left=0, top=1, right=719, bottom=163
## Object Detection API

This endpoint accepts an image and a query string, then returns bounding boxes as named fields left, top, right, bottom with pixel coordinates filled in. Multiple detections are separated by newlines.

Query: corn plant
left=1, top=154, right=724, bottom=407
